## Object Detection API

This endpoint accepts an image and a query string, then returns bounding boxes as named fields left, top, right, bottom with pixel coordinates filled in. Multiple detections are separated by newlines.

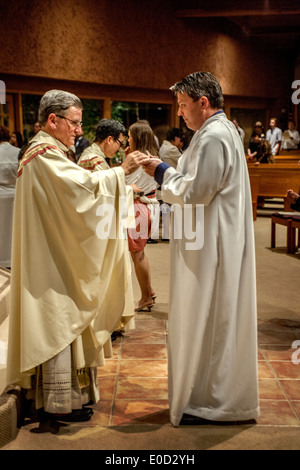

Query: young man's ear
left=106, top=135, right=114, bottom=144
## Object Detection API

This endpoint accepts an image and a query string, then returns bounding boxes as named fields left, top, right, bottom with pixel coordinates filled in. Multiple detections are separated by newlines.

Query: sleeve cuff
left=154, top=162, right=170, bottom=186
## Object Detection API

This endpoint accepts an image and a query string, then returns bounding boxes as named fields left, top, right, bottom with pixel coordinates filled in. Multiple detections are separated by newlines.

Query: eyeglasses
left=56, top=115, right=83, bottom=129
left=115, top=137, right=125, bottom=147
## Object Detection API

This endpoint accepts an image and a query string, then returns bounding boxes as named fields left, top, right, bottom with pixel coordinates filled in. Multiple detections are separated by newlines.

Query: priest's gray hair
left=170, top=72, right=224, bottom=109
left=38, top=90, right=83, bottom=125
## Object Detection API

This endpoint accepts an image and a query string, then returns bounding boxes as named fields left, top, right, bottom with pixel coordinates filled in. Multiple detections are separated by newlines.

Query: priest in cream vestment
left=142, top=72, right=259, bottom=426
left=6, top=90, right=140, bottom=431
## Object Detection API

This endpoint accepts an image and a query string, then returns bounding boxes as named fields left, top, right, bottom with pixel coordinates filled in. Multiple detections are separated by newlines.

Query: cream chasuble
left=6, top=131, right=134, bottom=388
left=77, top=142, right=110, bottom=171
left=161, top=112, right=259, bottom=426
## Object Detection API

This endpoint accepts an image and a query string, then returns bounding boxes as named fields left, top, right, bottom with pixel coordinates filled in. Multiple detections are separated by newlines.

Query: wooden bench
left=271, top=214, right=293, bottom=253
left=271, top=212, right=300, bottom=253
left=274, top=151, right=300, bottom=165
left=247, top=163, right=300, bottom=217
left=275, top=156, right=300, bottom=164
left=290, top=218, right=300, bottom=254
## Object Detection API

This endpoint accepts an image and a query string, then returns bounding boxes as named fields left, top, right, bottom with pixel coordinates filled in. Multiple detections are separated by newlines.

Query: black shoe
left=57, top=407, right=94, bottom=422
left=179, top=414, right=215, bottom=426
left=179, top=413, right=256, bottom=426
left=30, top=410, right=63, bottom=434
left=147, top=238, right=158, bottom=244
left=111, top=330, right=124, bottom=341
left=83, top=400, right=94, bottom=407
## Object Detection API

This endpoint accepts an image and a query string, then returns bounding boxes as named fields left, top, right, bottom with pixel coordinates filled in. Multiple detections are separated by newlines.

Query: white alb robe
left=161, top=112, right=259, bottom=426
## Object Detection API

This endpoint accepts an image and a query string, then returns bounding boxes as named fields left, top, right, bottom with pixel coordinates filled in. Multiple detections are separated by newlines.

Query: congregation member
left=0, top=125, right=20, bottom=269
left=266, top=117, right=282, bottom=156
left=74, top=130, right=90, bottom=161
left=232, top=119, right=245, bottom=142
left=10, top=131, right=24, bottom=149
left=287, top=189, right=300, bottom=211
left=282, top=121, right=300, bottom=150
left=247, top=132, right=273, bottom=164
left=6, top=89, right=142, bottom=434
left=140, top=71, right=259, bottom=426
left=125, top=121, right=159, bottom=312
left=158, top=127, right=184, bottom=241
left=28, top=121, right=42, bottom=140
left=159, top=127, right=183, bottom=169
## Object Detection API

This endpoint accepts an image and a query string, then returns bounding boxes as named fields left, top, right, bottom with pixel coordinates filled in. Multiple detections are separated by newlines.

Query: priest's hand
left=121, top=151, right=147, bottom=175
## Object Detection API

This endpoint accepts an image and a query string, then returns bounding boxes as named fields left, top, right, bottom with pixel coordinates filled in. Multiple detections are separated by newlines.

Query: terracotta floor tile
left=257, top=400, right=299, bottom=426
left=258, top=330, right=296, bottom=346
left=112, top=399, right=170, bottom=425
left=111, top=342, right=122, bottom=357
left=280, top=380, right=300, bottom=401
left=119, top=359, right=168, bottom=378
left=123, top=330, right=166, bottom=344
left=291, top=401, right=300, bottom=421
left=257, top=349, right=265, bottom=361
left=260, top=345, right=295, bottom=362
left=98, top=360, right=118, bottom=378
left=258, top=361, right=275, bottom=378
left=259, top=379, right=286, bottom=400
left=116, top=377, right=168, bottom=399
left=72, top=400, right=113, bottom=427
left=134, top=319, right=166, bottom=332
left=270, top=361, right=300, bottom=380
left=99, top=378, right=116, bottom=400
left=121, top=343, right=167, bottom=360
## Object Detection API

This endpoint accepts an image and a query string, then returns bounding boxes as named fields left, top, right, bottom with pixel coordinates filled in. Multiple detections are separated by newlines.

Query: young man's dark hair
left=166, top=127, right=183, bottom=142
left=95, top=119, right=126, bottom=143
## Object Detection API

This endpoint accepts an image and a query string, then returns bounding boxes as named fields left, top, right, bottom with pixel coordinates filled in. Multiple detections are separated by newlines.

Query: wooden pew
left=247, top=163, right=300, bottom=217
left=275, top=150, right=300, bottom=165
left=274, top=156, right=300, bottom=164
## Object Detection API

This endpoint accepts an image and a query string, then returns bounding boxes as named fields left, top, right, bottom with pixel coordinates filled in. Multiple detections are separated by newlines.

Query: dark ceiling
left=172, top=0, right=300, bottom=55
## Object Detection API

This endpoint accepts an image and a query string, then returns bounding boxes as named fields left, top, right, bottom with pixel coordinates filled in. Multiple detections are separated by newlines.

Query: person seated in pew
left=247, top=132, right=274, bottom=164
left=282, top=121, right=300, bottom=151
left=287, top=189, right=300, bottom=211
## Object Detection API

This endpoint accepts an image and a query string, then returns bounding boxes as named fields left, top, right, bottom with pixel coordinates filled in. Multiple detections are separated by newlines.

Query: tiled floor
left=73, top=315, right=300, bottom=429
left=94, top=317, right=170, bottom=427
left=257, top=318, right=300, bottom=426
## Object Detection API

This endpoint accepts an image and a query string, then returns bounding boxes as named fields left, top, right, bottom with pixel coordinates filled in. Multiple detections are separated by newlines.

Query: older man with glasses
left=6, top=89, right=144, bottom=434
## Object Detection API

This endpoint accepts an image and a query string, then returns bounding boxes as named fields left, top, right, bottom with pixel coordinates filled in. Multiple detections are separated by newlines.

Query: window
left=111, top=101, right=171, bottom=145
left=22, top=94, right=42, bottom=143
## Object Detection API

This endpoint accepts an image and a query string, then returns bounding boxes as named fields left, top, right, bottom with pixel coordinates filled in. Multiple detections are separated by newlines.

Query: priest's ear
left=48, top=113, right=58, bottom=130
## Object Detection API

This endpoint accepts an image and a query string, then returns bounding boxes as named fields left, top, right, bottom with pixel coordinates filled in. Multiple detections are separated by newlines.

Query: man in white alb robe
left=141, top=72, right=259, bottom=427
left=6, top=90, right=142, bottom=433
